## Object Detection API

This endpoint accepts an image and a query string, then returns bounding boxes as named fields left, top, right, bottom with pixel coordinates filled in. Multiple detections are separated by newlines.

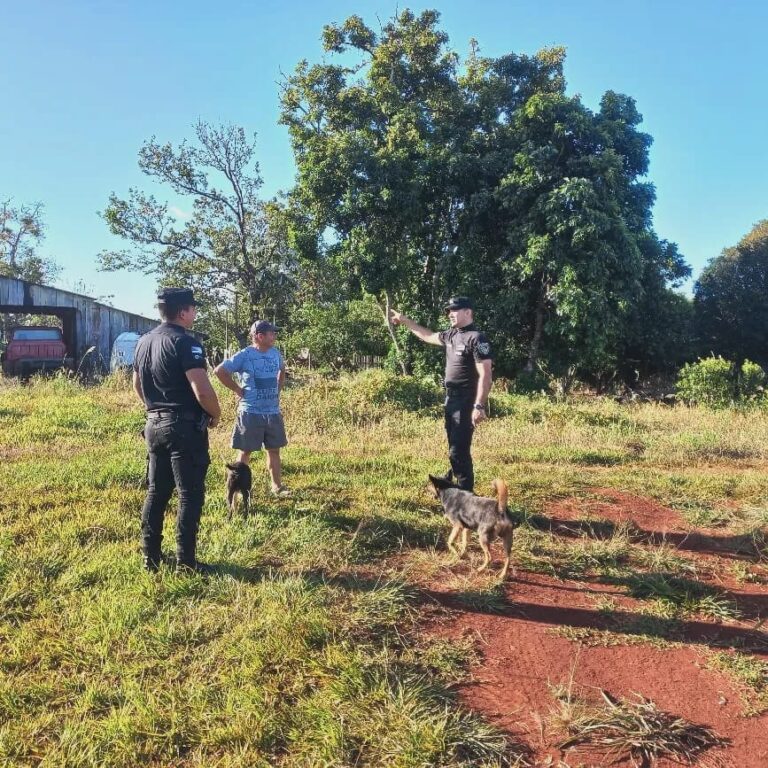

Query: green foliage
left=281, top=10, right=689, bottom=381
left=0, top=199, right=62, bottom=340
left=98, top=122, right=297, bottom=350
left=619, top=571, right=739, bottom=621
left=741, top=359, right=766, bottom=397
left=676, top=356, right=766, bottom=407
left=619, top=282, right=694, bottom=381
left=285, top=369, right=442, bottom=432
left=676, top=357, right=734, bottom=407
left=282, top=295, right=389, bottom=370
left=695, top=220, right=768, bottom=367
left=0, top=199, right=59, bottom=284
left=707, top=651, right=768, bottom=716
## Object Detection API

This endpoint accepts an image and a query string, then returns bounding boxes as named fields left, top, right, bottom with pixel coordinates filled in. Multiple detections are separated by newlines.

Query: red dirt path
left=420, top=489, right=768, bottom=767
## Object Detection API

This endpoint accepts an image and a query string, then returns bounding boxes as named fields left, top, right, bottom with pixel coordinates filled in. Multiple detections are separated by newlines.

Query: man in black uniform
left=390, top=296, right=492, bottom=492
left=133, top=288, right=222, bottom=573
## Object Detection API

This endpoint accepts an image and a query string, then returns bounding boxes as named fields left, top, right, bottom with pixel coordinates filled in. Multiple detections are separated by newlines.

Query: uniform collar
left=455, top=323, right=476, bottom=332
left=162, top=321, right=187, bottom=331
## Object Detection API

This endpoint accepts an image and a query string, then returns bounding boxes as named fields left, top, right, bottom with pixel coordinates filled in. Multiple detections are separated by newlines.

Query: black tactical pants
left=141, top=414, right=210, bottom=568
left=444, top=389, right=475, bottom=492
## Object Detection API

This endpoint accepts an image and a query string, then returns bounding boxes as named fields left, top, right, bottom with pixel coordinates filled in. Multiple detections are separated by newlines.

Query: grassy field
left=1, top=371, right=767, bottom=767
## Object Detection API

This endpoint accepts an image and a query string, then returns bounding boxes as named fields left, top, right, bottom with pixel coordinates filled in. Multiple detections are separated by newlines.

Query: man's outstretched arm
left=389, top=309, right=443, bottom=346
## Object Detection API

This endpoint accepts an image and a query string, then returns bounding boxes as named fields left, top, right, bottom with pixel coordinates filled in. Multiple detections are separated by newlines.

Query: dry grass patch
left=549, top=685, right=727, bottom=766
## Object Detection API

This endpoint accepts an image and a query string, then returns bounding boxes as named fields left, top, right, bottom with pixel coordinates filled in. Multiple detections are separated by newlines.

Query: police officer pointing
left=133, top=288, right=222, bottom=573
left=390, top=296, right=492, bottom=492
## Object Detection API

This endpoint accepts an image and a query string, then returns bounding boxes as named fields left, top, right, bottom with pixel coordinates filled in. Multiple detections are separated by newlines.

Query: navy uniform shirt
left=438, top=324, right=493, bottom=390
left=133, top=323, right=207, bottom=415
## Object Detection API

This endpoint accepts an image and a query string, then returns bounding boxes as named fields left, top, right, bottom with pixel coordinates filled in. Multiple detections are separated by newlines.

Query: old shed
left=0, top=276, right=157, bottom=370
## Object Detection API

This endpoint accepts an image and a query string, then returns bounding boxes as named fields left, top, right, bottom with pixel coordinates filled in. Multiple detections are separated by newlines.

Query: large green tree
left=694, top=219, right=768, bottom=367
left=280, top=11, right=471, bottom=372
left=99, top=122, right=297, bottom=348
left=617, top=237, right=693, bottom=383
left=451, top=64, right=689, bottom=379
left=281, top=10, right=687, bottom=382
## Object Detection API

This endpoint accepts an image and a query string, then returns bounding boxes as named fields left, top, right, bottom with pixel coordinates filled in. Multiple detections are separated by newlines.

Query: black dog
left=428, top=474, right=518, bottom=579
left=225, top=461, right=252, bottom=518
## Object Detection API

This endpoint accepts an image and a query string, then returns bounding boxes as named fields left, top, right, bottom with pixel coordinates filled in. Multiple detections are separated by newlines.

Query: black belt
left=146, top=411, right=198, bottom=421
left=445, top=385, right=473, bottom=395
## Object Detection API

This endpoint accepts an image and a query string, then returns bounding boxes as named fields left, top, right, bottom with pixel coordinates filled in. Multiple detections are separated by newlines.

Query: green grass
left=613, top=572, right=741, bottom=622
left=0, top=374, right=530, bottom=767
left=2, top=371, right=768, bottom=764
left=706, top=651, right=768, bottom=716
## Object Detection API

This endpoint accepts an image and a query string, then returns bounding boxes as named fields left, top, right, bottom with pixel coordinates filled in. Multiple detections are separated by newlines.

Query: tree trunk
left=380, top=291, right=408, bottom=375
left=732, top=358, right=743, bottom=402
left=525, top=282, right=547, bottom=373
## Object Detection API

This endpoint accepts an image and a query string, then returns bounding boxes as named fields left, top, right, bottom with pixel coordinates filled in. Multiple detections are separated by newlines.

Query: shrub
left=676, top=356, right=766, bottom=407
left=284, top=369, right=442, bottom=432
left=283, top=296, right=389, bottom=371
left=741, top=360, right=766, bottom=400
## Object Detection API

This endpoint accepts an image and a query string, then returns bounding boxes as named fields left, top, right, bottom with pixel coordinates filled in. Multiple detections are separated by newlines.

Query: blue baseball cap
left=250, top=320, right=279, bottom=335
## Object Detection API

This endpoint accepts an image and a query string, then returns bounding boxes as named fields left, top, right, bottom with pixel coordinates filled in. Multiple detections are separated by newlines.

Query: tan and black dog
left=428, top=474, right=517, bottom=579
left=226, top=461, right=252, bottom=518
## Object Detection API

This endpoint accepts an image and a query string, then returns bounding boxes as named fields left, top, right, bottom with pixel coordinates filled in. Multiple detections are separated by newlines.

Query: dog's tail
left=492, top=479, right=508, bottom=515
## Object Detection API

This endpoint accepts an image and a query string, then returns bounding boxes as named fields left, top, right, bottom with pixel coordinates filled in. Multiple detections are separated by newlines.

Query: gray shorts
left=231, top=412, right=288, bottom=452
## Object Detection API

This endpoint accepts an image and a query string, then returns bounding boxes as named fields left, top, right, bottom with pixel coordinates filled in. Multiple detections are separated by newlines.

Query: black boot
left=175, top=560, right=213, bottom=576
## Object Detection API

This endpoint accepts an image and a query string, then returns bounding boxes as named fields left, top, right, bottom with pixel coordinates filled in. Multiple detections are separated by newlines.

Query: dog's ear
left=428, top=474, right=452, bottom=490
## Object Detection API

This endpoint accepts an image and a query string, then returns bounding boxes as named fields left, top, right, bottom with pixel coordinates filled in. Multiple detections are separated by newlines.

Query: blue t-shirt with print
left=221, top=346, right=283, bottom=415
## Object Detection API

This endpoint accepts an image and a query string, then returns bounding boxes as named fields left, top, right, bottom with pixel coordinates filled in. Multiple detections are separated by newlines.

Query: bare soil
left=420, top=489, right=768, bottom=767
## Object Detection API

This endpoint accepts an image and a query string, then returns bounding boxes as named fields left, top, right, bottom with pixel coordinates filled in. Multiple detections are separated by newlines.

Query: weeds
left=2, top=372, right=768, bottom=764
left=616, top=572, right=740, bottom=621
left=0, top=374, right=533, bottom=767
left=551, top=624, right=679, bottom=650
left=550, top=687, right=727, bottom=766
left=706, top=651, right=768, bottom=716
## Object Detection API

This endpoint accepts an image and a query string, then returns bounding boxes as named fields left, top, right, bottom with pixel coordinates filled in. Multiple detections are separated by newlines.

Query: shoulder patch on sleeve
left=477, top=342, right=490, bottom=355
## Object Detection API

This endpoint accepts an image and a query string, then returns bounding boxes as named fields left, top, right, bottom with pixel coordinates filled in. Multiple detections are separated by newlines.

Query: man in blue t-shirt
left=214, top=320, right=290, bottom=497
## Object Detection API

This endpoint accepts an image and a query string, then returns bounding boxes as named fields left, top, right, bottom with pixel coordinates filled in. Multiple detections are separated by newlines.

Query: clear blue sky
left=2, top=0, right=767, bottom=318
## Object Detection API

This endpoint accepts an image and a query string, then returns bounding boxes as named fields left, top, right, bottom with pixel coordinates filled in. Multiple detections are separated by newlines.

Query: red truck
left=1, top=326, right=72, bottom=377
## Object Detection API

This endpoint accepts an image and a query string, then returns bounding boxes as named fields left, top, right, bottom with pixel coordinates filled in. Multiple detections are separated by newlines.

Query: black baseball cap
left=156, top=287, right=199, bottom=307
left=443, top=295, right=473, bottom=312
left=250, top=320, right=279, bottom=335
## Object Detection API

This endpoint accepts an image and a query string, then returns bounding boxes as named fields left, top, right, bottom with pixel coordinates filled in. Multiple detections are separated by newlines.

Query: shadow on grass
left=422, top=587, right=768, bottom=657
left=529, top=513, right=766, bottom=560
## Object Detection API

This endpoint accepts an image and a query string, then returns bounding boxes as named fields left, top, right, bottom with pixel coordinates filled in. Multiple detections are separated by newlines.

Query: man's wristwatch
left=473, top=403, right=485, bottom=412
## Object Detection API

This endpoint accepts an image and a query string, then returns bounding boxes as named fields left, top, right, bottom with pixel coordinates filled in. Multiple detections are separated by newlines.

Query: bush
left=741, top=360, right=766, bottom=400
left=676, top=357, right=766, bottom=407
left=284, top=369, right=442, bottom=432
left=283, top=296, right=389, bottom=371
